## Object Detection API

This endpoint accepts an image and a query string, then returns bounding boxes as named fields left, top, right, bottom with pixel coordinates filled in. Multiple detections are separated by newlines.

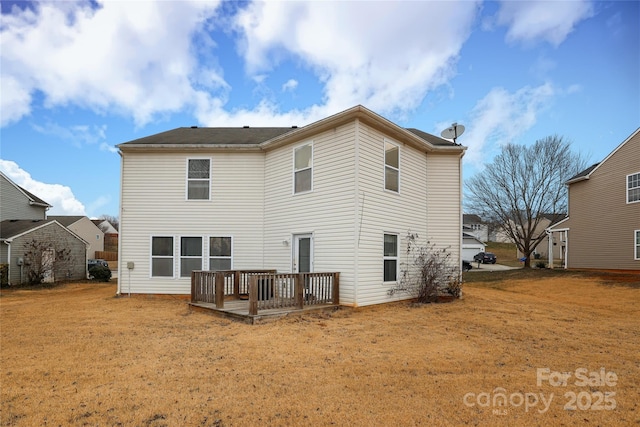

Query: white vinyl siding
left=119, top=151, right=265, bottom=294
left=151, top=236, right=174, bottom=277
left=264, top=122, right=357, bottom=304
left=628, top=172, right=640, bottom=203
left=354, top=123, right=461, bottom=306
left=293, top=142, right=313, bottom=194
left=210, top=236, right=232, bottom=271
left=187, top=158, right=211, bottom=200
left=384, top=140, right=400, bottom=192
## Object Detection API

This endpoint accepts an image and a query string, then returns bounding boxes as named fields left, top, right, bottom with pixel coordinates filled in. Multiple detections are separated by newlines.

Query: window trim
left=383, top=232, right=399, bottom=283
left=627, top=172, right=640, bottom=204
left=293, top=141, right=313, bottom=195
left=635, top=230, right=640, bottom=260
left=150, top=235, right=175, bottom=279
left=180, top=236, right=203, bottom=278
left=186, top=158, right=211, bottom=201
left=208, top=235, right=233, bottom=271
left=384, top=139, right=400, bottom=193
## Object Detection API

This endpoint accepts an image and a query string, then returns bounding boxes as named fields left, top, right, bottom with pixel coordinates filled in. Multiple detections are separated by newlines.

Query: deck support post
left=249, top=275, right=258, bottom=316
left=190, top=271, right=196, bottom=303
left=233, top=271, right=241, bottom=298
left=295, top=273, right=304, bottom=309
left=215, top=272, right=225, bottom=309
left=333, top=272, right=340, bottom=305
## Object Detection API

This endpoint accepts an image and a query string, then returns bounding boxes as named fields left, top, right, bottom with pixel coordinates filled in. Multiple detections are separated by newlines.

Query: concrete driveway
left=466, top=262, right=521, bottom=272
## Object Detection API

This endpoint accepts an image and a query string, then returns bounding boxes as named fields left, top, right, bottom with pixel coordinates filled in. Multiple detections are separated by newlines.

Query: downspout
left=546, top=228, right=553, bottom=269
left=458, top=151, right=464, bottom=286
left=116, top=150, right=124, bottom=296
left=353, top=119, right=360, bottom=307
left=3, top=241, right=11, bottom=285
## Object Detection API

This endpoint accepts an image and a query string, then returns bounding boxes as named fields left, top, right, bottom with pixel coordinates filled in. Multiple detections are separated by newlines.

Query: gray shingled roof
left=405, top=128, right=458, bottom=147
left=47, top=216, right=85, bottom=227
left=567, top=163, right=599, bottom=183
left=119, top=127, right=297, bottom=146
left=118, top=126, right=456, bottom=148
left=0, top=219, right=56, bottom=240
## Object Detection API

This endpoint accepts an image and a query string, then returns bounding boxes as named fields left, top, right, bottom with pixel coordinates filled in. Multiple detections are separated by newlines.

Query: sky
left=1, top=0, right=638, bottom=218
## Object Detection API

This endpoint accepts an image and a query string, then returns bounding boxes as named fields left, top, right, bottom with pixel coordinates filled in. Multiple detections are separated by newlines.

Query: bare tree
left=98, top=214, right=119, bottom=232
left=466, top=136, right=587, bottom=268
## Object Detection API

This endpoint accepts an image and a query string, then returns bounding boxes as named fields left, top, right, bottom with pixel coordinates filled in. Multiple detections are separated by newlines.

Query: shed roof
left=0, top=219, right=56, bottom=240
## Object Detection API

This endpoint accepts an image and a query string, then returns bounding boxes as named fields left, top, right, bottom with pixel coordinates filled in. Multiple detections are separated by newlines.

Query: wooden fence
left=191, top=270, right=340, bottom=315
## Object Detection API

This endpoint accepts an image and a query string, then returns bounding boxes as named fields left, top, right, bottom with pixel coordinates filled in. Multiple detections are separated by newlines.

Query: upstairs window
left=294, top=143, right=313, bottom=193
left=383, top=233, right=398, bottom=282
left=628, top=172, right=640, bottom=203
left=187, top=158, right=210, bottom=200
left=151, top=236, right=174, bottom=277
left=384, top=140, right=399, bottom=192
left=209, top=236, right=232, bottom=271
left=180, top=237, right=202, bottom=277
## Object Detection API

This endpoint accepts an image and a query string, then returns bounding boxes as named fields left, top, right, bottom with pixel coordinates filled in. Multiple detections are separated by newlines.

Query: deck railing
left=191, top=270, right=340, bottom=315
left=191, top=270, right=276, bottom=304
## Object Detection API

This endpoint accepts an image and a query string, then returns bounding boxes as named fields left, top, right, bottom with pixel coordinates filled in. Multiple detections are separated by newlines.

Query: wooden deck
left=189, top=299, right=339, bottom=324
left=190, top=270, right=340, bottom=324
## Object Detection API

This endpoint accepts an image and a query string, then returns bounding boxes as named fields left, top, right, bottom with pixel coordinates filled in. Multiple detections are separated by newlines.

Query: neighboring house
left=0, top=219, right=88, bottom=285
left=462, top=214, right=489, bottom=242
left=92, top=219, right=118, bottom=234
left=116, top=105, right=466, bottom=306
left=48, top=216, right=104, bottom=259
left=515, top=213, right=565, bottom=260
left=0, top=172, right=51, bottom=221
left=462, top=232, right=485, bottom=262
left=548, top=128, right=640, bottom=270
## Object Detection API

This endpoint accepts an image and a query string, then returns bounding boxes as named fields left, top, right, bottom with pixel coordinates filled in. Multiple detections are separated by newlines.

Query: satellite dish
left=440, top=122, right=465, bottom=144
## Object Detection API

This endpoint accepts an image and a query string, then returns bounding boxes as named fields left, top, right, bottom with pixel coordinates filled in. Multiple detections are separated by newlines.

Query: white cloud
left=282, top=79, right=298, bottom=93
left=0, top=0, right=224, bottom=127
left=234, top=1, right=480, bottom=117
left=496, top=0, right=594, bottom=47
left=0, top=159, right=86, bottom=215
left=32, top=122, right=108, bottom=147
left=462, top=83, right=556, bottom=167
left=100, top=143, right=118, bottom=154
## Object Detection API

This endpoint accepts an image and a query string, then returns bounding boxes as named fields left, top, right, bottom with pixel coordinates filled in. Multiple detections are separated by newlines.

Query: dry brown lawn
left=1, top=271, right=639, bottom=426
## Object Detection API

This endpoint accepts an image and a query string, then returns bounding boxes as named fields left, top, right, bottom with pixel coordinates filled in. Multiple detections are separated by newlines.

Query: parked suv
left=88, top=259, right=109, bottom=269
left=473, top=252, right=497, bottom=264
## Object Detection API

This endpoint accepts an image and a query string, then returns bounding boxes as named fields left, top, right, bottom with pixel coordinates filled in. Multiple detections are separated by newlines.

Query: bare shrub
left=23, top=239, right=74, bottom=285
left=388, top=232, right=462, bottom=303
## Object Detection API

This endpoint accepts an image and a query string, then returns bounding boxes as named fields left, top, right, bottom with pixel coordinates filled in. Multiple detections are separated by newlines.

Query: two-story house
left=48, top=216, right=105, bottom=260
left=0, top=172, right=88, bottom=284
left=116, top=105, right=465, bottom=306
left=548, top=128, right=640, bottom=270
